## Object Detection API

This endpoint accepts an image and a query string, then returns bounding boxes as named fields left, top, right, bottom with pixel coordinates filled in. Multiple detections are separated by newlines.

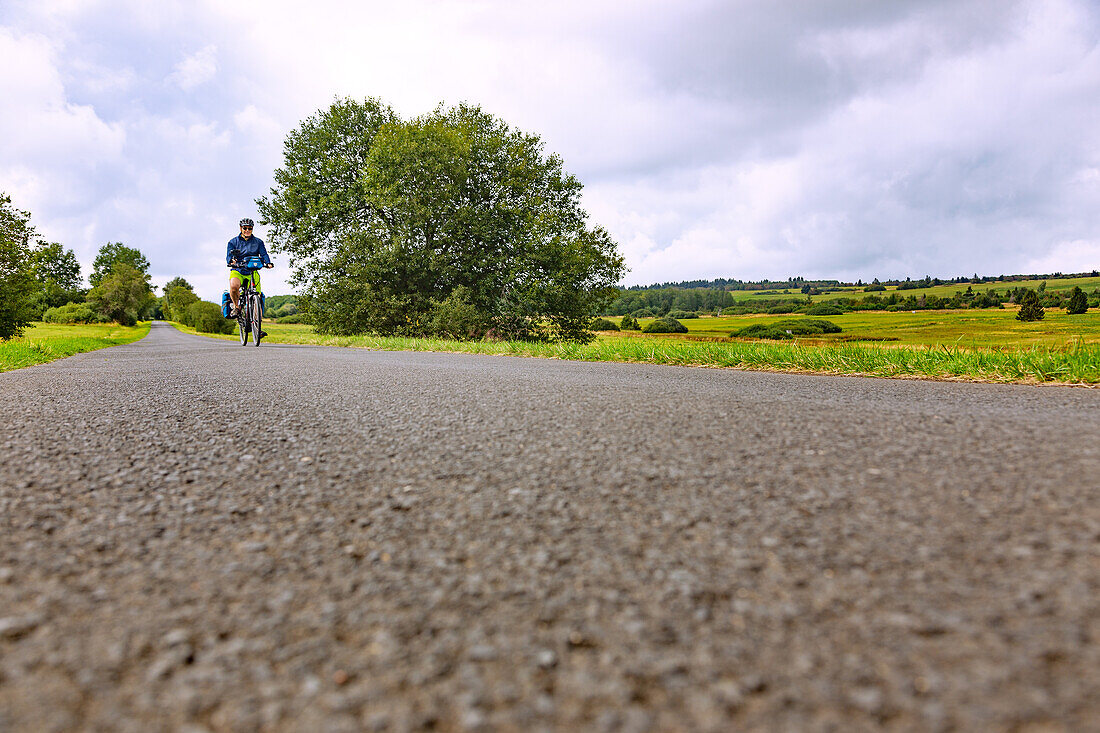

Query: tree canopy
left=91, top=242, right=150, bottom=287
left=87, top=264, right=156, bottom=326
left=162, top=278, right=199, bottom=323
left=257, top=98, right=625, bottom=341
left=30, top=241, right=83, bottom=311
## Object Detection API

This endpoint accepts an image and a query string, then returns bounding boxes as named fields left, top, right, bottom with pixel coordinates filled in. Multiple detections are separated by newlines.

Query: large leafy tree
left=0, top=194, right=42, bottom=339
left=91, top=242, right=150, bottom=287
left=258, top=98, right=625, bottom=341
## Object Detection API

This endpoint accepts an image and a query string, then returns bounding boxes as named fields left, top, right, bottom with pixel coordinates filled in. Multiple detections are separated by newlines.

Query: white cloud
left=2, top=0, right=1099, bottom=299
left=0, top=28, right=124, bottom=232
left=168, top=44, right=217, bottom=90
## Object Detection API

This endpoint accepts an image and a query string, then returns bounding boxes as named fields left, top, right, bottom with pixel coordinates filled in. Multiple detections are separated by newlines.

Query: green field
left=172, top=317, right=1100, bottom=385
left=635, top=308, right=1100, bottom=348
left=0, top=322, right=151, bottom=372
left=724, top=275, right=1100, bottom=303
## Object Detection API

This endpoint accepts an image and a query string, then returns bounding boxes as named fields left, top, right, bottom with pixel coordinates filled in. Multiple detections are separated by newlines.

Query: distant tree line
left=602, top=281, right=1094, bottom=318
left=626, top=270, right=1100, bottom=292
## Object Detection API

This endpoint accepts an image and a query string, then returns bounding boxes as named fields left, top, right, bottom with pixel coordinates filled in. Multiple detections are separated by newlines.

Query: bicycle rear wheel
left=251, top=292, right=263, bottom=346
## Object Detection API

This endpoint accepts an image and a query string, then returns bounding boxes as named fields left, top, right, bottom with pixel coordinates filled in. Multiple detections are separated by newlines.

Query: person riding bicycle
left=227, top=218, right=273, bottom=329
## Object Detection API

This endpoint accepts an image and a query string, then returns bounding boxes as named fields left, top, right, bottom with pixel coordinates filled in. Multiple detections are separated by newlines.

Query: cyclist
left=226, top=218, right=273, bottom=331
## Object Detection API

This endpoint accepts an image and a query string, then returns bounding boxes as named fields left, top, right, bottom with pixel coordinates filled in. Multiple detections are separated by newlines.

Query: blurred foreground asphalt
left=1, top=321, right=1097, bottom=731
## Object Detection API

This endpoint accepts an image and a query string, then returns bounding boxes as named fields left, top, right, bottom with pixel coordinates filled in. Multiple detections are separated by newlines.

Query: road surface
left=1, top=322, right=1097, bottom=731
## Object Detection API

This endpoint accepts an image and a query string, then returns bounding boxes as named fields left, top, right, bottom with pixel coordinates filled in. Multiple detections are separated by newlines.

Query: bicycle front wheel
left=251, top=293, right=263, bottom=346
left=238, top=298, right=249, bottom=345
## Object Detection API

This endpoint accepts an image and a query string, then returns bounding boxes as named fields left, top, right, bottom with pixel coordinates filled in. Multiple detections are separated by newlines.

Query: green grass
left=171, top=320, right=1100, bottom=385
left=0, top=322, right=151, bottom=372
left=640, top=308, right=1100, bottom=348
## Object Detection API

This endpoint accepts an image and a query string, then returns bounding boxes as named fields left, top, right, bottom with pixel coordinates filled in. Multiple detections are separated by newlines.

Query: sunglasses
left=241, top=225, right=253, bottom=230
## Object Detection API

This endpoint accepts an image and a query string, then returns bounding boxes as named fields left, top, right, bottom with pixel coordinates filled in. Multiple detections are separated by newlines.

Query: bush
left=589, top=317, right=620, bottom=331
left=722, top=306, right=754, bottom=316
left=277, top=313, right=307, bottom=324
left=667, top=310, right=698, bottom=319
left=42, top=303, right=107, bottom=324
left=766, top=304, right=795, bottom=314
left=428, top=286, right=488, bottom=339
left=804, top=304, right=845, bottom=316
left=732, top=319, right=842, bottom=339
left=619, top=315, right=640, bottom=330
left=631, top=308, right=656, bottom=318
left=642, top=317, right=688, bottom=334
left=186, top=301, right=234, bottom=334
left=864, top=284, right=886, bottom=292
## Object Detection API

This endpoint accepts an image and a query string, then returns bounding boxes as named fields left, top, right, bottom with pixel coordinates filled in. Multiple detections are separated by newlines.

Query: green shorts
left=229, top=270, right=262, bottom=294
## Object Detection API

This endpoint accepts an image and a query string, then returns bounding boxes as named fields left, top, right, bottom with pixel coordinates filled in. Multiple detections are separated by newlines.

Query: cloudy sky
left=2, top=0, right=1099, bottom=300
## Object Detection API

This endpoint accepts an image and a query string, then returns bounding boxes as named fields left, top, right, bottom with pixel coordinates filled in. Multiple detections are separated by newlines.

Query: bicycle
left=228, top=256, right=268, bottom=346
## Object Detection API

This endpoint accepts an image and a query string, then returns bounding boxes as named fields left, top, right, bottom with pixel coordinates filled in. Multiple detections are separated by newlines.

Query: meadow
left=729, top=274, right=1100, bottom=302
left=636, top=307, right=1100, bottom=348
left=0, top=322, right=151, bottom=372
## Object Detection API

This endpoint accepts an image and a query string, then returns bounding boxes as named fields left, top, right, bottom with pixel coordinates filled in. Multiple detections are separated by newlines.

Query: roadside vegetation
left=173, top=319, right=1100, bottom=385
left=0, top=322, right=150, bottom=372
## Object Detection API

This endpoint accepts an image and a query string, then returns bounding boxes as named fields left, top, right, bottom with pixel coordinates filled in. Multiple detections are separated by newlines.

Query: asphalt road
left=1, top=321, right=1097, bottom=732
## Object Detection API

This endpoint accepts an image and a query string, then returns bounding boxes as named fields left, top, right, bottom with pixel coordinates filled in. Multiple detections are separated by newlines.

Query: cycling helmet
left=239, top=217, right=254, bottom=227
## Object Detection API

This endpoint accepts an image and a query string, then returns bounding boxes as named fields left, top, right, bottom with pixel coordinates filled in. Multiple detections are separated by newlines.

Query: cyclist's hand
left=264, top=263, right=274, bottom=269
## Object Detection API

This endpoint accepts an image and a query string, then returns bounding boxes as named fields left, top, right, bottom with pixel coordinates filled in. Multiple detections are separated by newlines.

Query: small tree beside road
left=162, top=277, right=200, bottom=323
left=87, top=264, right=155, bottom=326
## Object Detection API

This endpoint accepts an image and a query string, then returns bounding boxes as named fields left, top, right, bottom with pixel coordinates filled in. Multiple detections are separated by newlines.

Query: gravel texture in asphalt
left=1, top=321, right=1098, bottom=731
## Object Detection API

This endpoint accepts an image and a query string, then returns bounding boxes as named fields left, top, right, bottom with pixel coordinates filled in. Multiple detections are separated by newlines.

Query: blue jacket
left=227, top=235, right=271, bottom=273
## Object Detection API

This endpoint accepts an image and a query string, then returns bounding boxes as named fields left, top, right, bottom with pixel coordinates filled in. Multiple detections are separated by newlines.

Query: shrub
left=619, top=315, right=640, bottom=330
left=42, top=303, right=107, bottom=324
left=766, top=304, right=795, bottom=314
left=428, top=286, right=488, bottom=339
left=589, top=317, right=620, bottom=331
left=723, top=306, right=754, bottom=315
left=804, top=304, right=845, bottom=316
left=277, top=313, right=307, bottom=324
left=186, top=301, right=234, bottom=334
left=732, top=318, right=842, bottom=339
left=864, top=284, right=886, bottom=292
left=642, top=317, right=688, bottom=334
left=631, top=308, right=655, bottom=318
left=667, top=309, right=698, bottom=319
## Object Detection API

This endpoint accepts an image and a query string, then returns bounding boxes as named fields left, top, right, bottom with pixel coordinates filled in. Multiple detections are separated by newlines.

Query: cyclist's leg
left=229, top=270, right=244, bottom=312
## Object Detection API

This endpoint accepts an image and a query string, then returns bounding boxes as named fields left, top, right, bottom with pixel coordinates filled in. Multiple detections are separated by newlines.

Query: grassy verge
left=172, top=321, right=1100, bottom=385
left=0, top=322, right=151, bottom=372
